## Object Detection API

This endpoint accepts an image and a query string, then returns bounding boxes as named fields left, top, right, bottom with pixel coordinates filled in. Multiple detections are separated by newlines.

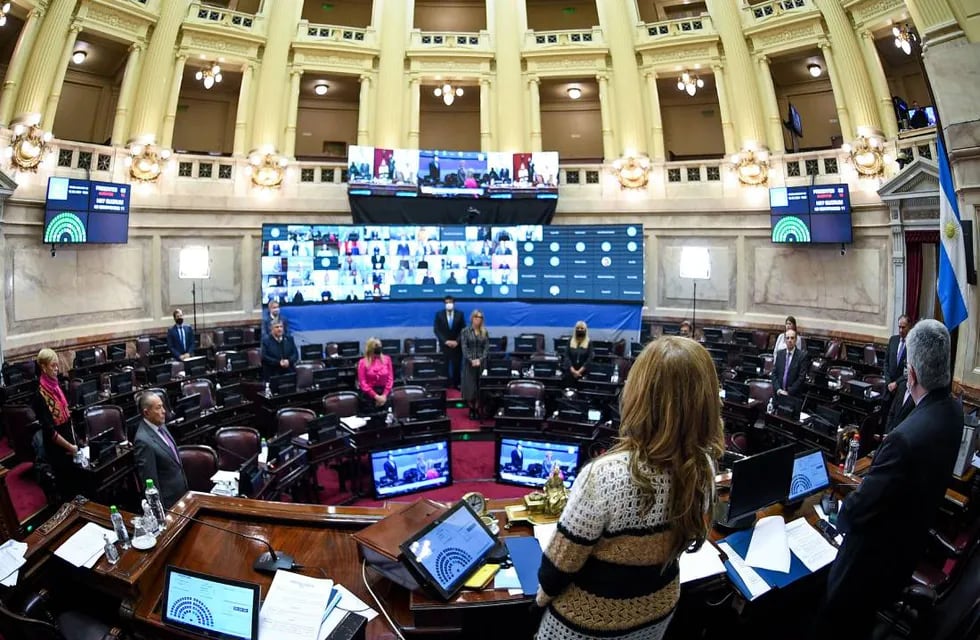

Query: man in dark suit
left=433, top=295, right=465, bottom=388
left=884, top=378, right=915, bottom=434
left=427, top=155, right=440, bottom=184
left=133, top=392, right=188, bottom=509
left=383, top=453, right=397, bottom=481
left=261, top=300, right=287, bottom=339
left=884, top=314, right=910, bottom=397
left=815, top=320, right=963, bottom=639
left=511, top=443, right=524, bottom=471
left=166, top=308, right=194, bottom=361
left=261, top=321, right=298, bottom=381
left=771, top=329, right=809, bottom=397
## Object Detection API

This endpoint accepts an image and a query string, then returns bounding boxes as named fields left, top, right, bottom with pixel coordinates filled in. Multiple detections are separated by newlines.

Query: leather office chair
left=322, top=392, right=360, bottom=418
left=505, top=380, right=545, bottom=401
left=181, top=379, right=215, bottom=411
left=752, top=330, right=770, bottom=351
left=863, top=344, right=879, bottom=367
left=726, top=432, right=749, bottom=455
left=825, top=340, right=843, bottom=361
left=136, top=336, right=151, bottom=364
left=863, top=374, right=887, bottom=395
left=745, top=378, right=774, bottom=404
left=214, top=351, right=229, bottom=371
left=3, top=404, right=39, bottom=462
left=276, top=407, right=317, bottom=436
left=0, top=589, right=124, bottom=640
left=390, top=385, right=427, bottom=420
left=169, top=361, right=185, bottom=379
left=82, top=405, right=126, bottom=442
left=246, top=348, right=261, bottom=368
left=212, top=328, right=226, bottom=348
left=827, top=366, right=856, bottom=385
left=295, top=362, right=324, bottom=390
left=178, top=444, right=218, bottom=492
left=91, top=347, right=107, bottom=365
left=213, top=426, right=261, bottom=471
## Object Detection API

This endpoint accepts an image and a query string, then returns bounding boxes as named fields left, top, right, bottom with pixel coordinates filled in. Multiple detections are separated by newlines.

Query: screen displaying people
left=370, top=440, right=451, bottom=499
left=498, top=438, right=581, bottom=489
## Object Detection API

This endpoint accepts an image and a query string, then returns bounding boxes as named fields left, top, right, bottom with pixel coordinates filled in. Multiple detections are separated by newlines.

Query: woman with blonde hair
left=460, top=310, right=489, bottom=420
left=562, top=320, right=593, bottom=385
left=536, top=336, right=725, bottom=640
left=32, top=348, right=80, bottom=498
left=357, top=337, right=393, bottom=411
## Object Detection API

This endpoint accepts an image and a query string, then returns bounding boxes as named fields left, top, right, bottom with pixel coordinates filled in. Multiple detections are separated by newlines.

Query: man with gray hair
left=815, top=319, right=963, bottom=638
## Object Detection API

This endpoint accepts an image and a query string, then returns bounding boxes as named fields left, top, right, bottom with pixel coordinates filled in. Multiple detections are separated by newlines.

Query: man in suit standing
left=884, top=314, right=910, bottom=397
left=814, top=320, right=963, bottom=638
left=427, top=155, right=440, bottom=184
left=771, top=329, right=809, bottom=397
left=511, top=443, right=524, bottom=471
left=166, top=309, right=194, bottom=361
left=134, top=393, right=188, bottom=509
left=384, top=453, right=397, bottom=481
left=433, top=295, right=465, bottom=389
left=885, top=378, right=915, bottom=434
left=261, top=321, right=298, bottom=381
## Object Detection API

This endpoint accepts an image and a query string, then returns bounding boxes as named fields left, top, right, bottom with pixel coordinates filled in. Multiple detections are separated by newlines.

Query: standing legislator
left=771, top=329, right=809, bottom=398
left=134, top=392, right=188, bottom=509
left=261, top=321, right=298, bottom=380
left=433, top=295, right=465, bottom=389
left=167, top=309, right=195, bottom=361
left=814, top=319, right=963, bottom=638
left=884, top=314, right=910, bottom=397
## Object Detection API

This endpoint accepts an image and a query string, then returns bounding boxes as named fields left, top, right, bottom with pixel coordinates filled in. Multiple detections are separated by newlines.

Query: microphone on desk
left=164, top=508, right=295, bottom=575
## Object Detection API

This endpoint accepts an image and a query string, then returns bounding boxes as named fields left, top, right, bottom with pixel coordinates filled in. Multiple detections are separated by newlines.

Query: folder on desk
left=717, top=526, right=813, bottom=601
left=504, top=536, right=543, bottom=596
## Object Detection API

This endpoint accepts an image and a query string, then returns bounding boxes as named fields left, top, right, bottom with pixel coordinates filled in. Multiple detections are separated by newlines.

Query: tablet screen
left=788, top=450, right=830, bottom=501
left=162, top=567, right=260, bottom=640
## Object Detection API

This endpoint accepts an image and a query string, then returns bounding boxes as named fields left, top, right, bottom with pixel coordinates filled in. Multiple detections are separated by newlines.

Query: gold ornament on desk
left=504, top=464, right=570, bottom=528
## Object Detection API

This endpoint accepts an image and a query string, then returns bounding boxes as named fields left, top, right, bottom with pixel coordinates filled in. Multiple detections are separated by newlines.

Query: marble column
left=249, top=0, right=303, bottom=152
left=356, top=74, right=371, bottom=145
left=813, top=0, right=881, bottom=137
left=858, top=31, right=899, bottom=139
left=42, top=22, right=82, bottom=128
left=160, top=54, right=187, bottom=149
left=819, top=42, right=853, bottom=145
left=527, top=76, right=541, bottom=152
left=373, top=0, right=412, bottom=148
left=128, top=0, right=190, bottom=144
left=479, top=77, right=491, bottom=152
left=644, top=72, right=665, bottom=161
left=283, top=68, right=303, bottom=157
left=12, top=0, right=75, bottom=126
left=407, top=77, right=420, bottom=149
left=905, top=0, right=962, bottom=43
left=110, top=43, right=145, bottom=146
left=711, top=64, right=737, bottom=155
left=756, top=55, right=785, bottom=153
left=0, top=6, right=44, bottom=126
left=232, top=63, right=254, bottom=156
left=487, top=0, right=527, bottom=150
left=595, top=0, right=645, bottom=154
left=597, top=73, right=615, bottom=161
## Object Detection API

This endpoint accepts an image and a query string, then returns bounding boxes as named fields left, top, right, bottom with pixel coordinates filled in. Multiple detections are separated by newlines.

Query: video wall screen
left=347, top=146, right=559, bottom=200
left=261, top=224, right=644, bottom=304
left=43, top=177, right=131, bottom=244
left=769, top=184, right=852, bottom=244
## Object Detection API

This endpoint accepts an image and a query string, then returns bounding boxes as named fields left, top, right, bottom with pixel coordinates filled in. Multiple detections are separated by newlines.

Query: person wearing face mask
left=460, top=310, right=489, bottom=420
left=357, top=337, right=394, bottom=411
left=433, top=295, right=465, bottom=389
left=562, top=321, right=594, bottom=385
left=167, top=309, right=195, bottom=361
left=32, top=348, right=80, bottom=500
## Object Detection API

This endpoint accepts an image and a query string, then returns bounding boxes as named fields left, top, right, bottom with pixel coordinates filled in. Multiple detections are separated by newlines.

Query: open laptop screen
left=161, top=566, right=260, bottom=640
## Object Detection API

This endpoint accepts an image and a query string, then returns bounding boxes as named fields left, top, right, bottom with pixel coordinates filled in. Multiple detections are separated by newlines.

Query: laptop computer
left=161, top=566, right=260, bottom=640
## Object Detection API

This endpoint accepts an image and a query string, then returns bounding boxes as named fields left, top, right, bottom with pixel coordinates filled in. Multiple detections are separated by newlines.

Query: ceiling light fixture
left=195, top=63, right=222, bottom=89
left=314, top=82, right=329, bottom=96
left=433, top=82, right=463, bottom=106
left=71, top=50, right=87, bottom=65
left=676, top=70, right=704, bottom=97
left=0, top=3, right=11, bottom=27
left=892, top=24, right=917, bottom=55
left=807, top=63, right=822, bottom=78
left=567, top=87, right=582, bottom=100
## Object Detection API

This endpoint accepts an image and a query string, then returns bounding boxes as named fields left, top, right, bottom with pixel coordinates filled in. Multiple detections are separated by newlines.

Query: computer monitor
left=88, top=429, right=119, bottom=466
left=380, top=339, right=401, bottom=355
left=107, top=343, right=127, bottom=361
left=412, top=362, right=440, bottom=379
left=312, top=368, right=339, bottom=388
left=723, top=380, right=750, bottom=404
left=554, top=397, right=597, bottom=423
left=412, top=338, right=438, bottom=354
left=591, top=340, right=612, bottom=356
left=183, top=356, right=207, bottom=377
left=175, top=393, right=202, bottom=421
left=496, top=436, right=582, bottom=489
left=584, top=362, right=614, bottom=382
left=74, top=348, right=97, bottom=368
left=269, top=373, right=297, bottom=396
left=740, top=354, right=763, bottom=372
left=846, top=379, right=873, bottom=398
left=702, top=328, right=724, bottom=344
left=845, top=345, right=864, bottom=364
left=148, top=362, right=172, bottom=384
left=74, top=378, right=100, bottom=406
left=237, top=453, right=263, bottom=496
left=108, top=371, right=134, bottom=395
left=266, top=432, right=293, bottom=466
left=219, top=383, right=243, bottom=408
left=512, top=336, right=537, bottom=354
left=223, top=329, right=244, bottom=346
left=370, top=438, right=451, bottom=499
left=806, top=337, right=827, bottom=358
left=149, top=337, right=170, bottom=355
left=489, top=337, right=508, bottom=353
left=630, top=341, right=645, bottom=357
left=409, top=396, right=446, bottom=421
left=809, top=405, right=842, bottom=436
left=300, top=344, right=323, bottom=361
left=785, top=450, right=830, bottom=504
left=307, top=414, right=339, bottom=443
left=717, top=444, right=795, bottom=529
left=486, top=358, right=511, bottom=378
left=336, top=341, right=360, bottom=357
left=161, top=566, right=260, bottom=640
left=732, top=330, right=753, bottom=345
left=500, top=394, right=535, bottom=418
left=529, top=360, right=558, bottom=378
left=774, top=394, right=803, bottom=421
left=554, top=337, right=571, bottom=354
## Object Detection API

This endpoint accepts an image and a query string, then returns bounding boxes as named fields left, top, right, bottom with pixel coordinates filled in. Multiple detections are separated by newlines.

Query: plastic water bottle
left=385, top=407, right=395, bottom=427
left=141, top=500, right=160, bottom=536
left=226, top=358, right=232, bottom=373
left=265, top=382, right=272, bottom=398
left=610, top=368, right=619, bottom=384
left=103, top=534, right=120, bottom=565
left=535, top=399, right=543, bottom=418
left=110, top=505, right=130, bottom=549
left=145, top=480, right=166, bottom=531
left=767, top=397, right=774, bottom=414
left=529, top=364, right=536, bottom=378
left=843, top=434, right=860, bottom=475
left=261, top=438, right=269, bottom=460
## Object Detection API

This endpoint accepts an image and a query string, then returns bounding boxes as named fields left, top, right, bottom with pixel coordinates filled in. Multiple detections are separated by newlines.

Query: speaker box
left=962, top=219, right=977, bottom=285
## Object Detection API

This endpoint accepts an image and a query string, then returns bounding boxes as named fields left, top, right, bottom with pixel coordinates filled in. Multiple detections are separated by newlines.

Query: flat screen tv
left=496, top=436, right=582, bottom=489
left=370, top=438, right=451, bottom=499
left=785, top=103, right=803, bottom=138
left=43, top=177, right=131, bottom=244
left=770, top=184, right=852, bottom=244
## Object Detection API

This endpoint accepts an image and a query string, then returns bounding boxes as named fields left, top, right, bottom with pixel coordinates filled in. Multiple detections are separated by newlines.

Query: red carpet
left=7, top=461, right=47, bottom=521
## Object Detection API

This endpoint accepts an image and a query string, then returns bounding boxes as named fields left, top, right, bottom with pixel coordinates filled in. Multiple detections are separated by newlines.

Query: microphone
left=165, top=508, right=295, bottom=575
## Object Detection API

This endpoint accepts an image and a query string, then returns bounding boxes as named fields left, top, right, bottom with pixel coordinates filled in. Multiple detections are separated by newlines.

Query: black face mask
left=575, top=330, right=585, bottom=337
left=175, top=318, right=184, bottom=325
left=373, top=346, right=382, bottom=356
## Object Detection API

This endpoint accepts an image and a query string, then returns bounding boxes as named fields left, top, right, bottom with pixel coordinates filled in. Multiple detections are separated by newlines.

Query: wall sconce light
left=434, top=82, right=463, bottom=106
left=807, top=63, right=822, bottom=78
left=0, top=3, right=11, bottom=27
left=4, top=122, right=54, bottom=171
left=892, top=24, right=917, bottom=56
left=247, top=149, right=288, bottom=188
left=566, top=86, right=582, bottom=100
left=841, top=135, right=885, bottom=176
left=729, top=148, right=770, bottom=185
left=195, top=63, right=223, bottom=89
left=314, top=82, right=329, bottom=96
left=71, top=50, right=87, bottom=65
left=125, top=142, right=172, bottom=182
left=611, top=154, right=651, bottom=189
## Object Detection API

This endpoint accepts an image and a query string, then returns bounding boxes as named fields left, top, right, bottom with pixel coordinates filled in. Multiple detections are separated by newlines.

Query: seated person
left=357, top=336, right=393, bottom=411
left=679, top=320, right=692, bottom=338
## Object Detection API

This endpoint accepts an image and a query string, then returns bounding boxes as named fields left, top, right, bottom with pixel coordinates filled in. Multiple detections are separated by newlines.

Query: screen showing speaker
left=43, top=177, right=131, bottom=244
left=347, top=146, right=559, bottom=199
left=770, top=184, right=851, bottom=244
left=370, top=439, right=451, bottom=499
left=260, top=223, right=643, bottom=303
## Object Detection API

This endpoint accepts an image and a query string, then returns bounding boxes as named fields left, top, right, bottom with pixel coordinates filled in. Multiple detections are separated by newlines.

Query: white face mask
left=445, top=303, right=454, bottom=312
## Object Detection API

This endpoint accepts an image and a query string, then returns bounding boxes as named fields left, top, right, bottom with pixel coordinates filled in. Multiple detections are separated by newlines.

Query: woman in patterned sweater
left=536, top=336, right=724, bottom=639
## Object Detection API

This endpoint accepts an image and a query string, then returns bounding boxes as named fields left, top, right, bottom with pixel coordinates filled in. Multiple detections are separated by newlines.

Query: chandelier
left=0, top=3, right=11, bottom=28
left=434, top=82, right=463, bottom=106
left=195, top=63, right=223, bottom=89
left=676, top=70, right=704, bottom=97
left=892, top=24, right=917, bottom=55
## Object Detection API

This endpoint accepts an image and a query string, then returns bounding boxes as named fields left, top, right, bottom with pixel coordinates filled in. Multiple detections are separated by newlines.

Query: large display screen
left=370, top=439, right=451, bottom=499
left=347, top=146, right=559, bottom=200
left=43, top=177, right=131, bottom=244
left=496, top=436, right=581, bottom=489
left=260, top=224, right=644, bottom=304
left=770, top=184, right=852, bottom=244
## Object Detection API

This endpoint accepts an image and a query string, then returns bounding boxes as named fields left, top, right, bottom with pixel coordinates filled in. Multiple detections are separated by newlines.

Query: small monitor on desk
left=846, top=379, right=873, bottom=397
left=336, top=341, right=360, bottom=357
left=662, top=324, right=681, bottom=336
left=554, top=337, right=571, bottom=354
left=226, top=351, right=248, bottom=371
left=149, top=338, right=170, bottom=355
left=223, top=329, right=244, bottom=346
left=591, top=340, right=612, bottom=356
left=500, top=394, right=535, bottom=418
left=109, top=371, right=134, bottom=395
left=266, top=432, right=293, bottom=465
left=161, top=565, right=260, bottom=640
left=584, top=362, right=613, bottom=382
left=809, top=405, right=842, bottom=436
left=409, top=396, right=446, bottom=421
left=723, top=380, right=750, bottom=404
left=717, top=444, right=794, bottom=530
left=732, top=330, right=753, bottom=346
left=529, top=360, right=558, bottom=378
left=412, top=338, right=437, bottom=354
left=488, top=336, right=507, bottom=353
left=74, top=348, right=97, bottom=368
left=175, top=393, right=202, bottom=421
left=630, top=341, right=645, bottom=357
left=74, top=378, right=100, bottom=406
left=148, top=362, right=172, bottom=384
left=774, top=394, right=803, bottom=421
left=88, top=429, right=118, bottom=467
left=380, top=339, right=401, bottom=355
left=238, top=453, right=263, bottom=496
left=370, top=438, right=451, bottom=499
left=300, top=344, right=323, bottom=361
left=269, top=373, right=297, bottom=396
left=108, top=342, right=127, bottom=361
left=219, top=383, right=243, bottom=408
left=412, top=363, right=439, bottom=379
left=496, top=435, right=581, bottom=489
left=785, top=450, right=830, bottom=504
left=311, top=368, right=339, bottom=388
left=806, top=338, right=826, bottom=358
left=183, top=356, right=207, bottom=377
left=513, top=336, right=538, bottom=354
left=307, top=414, right=339, bottom=443
left=702, top=328, right=724, bottom=344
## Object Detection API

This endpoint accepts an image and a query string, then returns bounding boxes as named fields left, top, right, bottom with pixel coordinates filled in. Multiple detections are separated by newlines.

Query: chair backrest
left=827, top=366, right=856, bottom=385
left=752, top=330, right=770, bottom=351
left=862, top=374, right=887, bottom=394
left=213, top=426, right=261, bottom=471
left=322, top=392, right=360, bottom=418
left=390, top=385, right=428, bottom=419
left=276, top=407, right=317, bottom=436
left=213, top=328, right=226, bottom=347
left=0, top=595, right=70, bottom=640
left=246, top=347, right=262, bottom=368
left=82, top=405, right=126, bottom=442
left=506, top=380, right=545, bottom=400
left=3, top=404, right=39, bottom=462
left=745, top=378, right=774, bottom=404
left=825, top=340, right=843, bottom=360
left=295, top=362, right=324, bottom=390
left=862, top=344, right=878, bottom=366
left=214, top=351, right=229, bottom=371
left=181, top=379, right=215, bottom=410
left=761, top=353, right=775, bottom=375
left=136, top=336, right=151, bottom=358
left=178, top=444, right=218, bottom=492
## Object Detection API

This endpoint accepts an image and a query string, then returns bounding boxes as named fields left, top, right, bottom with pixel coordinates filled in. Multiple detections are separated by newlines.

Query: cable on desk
left=705, top=591, right=733, bottom=607
left=362, top=558, right=406, bottom=640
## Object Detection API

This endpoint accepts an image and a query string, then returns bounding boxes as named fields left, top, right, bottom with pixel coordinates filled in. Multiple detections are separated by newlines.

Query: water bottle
left=265, top=382, right=272, bottom=398
left=261, top=438, right=269, bottom=461
left=141, top=500, right=160, bottom=536
left=103, top=534, right=120, bottom=565
left=535, top=399, right=543, bottom=418
left=843, top=434, right=860, bottom=475
left=385, top=407, right=395, bottom=427
left=110, top=505, right=130, bottom=549
left=145, top=479, right=166, bottom=531
left=610, top=368, right=619, bottom=384
left=529, top=364, right=536, bottom=378
left=409, top=341, right=416, bottom=355
left=226, top=358, right=232, bottom=373
left=102, top=376, right=111, bottom=398
left=767, top=397, right=774, bottom=414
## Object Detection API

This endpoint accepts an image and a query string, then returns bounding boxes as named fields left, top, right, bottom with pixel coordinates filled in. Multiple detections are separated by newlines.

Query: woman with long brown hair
left=536, top=336, right=724, bottom=640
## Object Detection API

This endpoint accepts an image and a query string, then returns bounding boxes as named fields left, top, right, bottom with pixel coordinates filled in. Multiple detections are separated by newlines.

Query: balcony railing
left=298, top=21, right=373, bottom=45
left=742, top=0, right=812, bottom=26
left=638, top=15, right=715, bottom=40
left=895, top=129, right=938, bottom=164
left=524, top=27, right=605, bottom=51
left=187, top=2, right=260, bottom=32
left=409, top=30, right=491, bottom=51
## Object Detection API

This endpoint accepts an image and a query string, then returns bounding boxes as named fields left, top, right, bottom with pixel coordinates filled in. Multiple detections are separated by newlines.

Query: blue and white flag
left=937, top=135, right=970, bottom=330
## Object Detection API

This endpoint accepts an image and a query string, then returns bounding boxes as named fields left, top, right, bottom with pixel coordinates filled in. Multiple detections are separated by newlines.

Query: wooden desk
left=170, top=402, right=256, bottom=445
left=77, top=447, right=139, bottom=511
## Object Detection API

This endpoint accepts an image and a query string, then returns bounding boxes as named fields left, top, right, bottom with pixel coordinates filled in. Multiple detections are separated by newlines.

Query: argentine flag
left=937, top=136, right=970, bottom=329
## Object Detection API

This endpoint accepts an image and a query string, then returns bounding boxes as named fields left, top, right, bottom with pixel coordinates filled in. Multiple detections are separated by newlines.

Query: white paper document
left=494, top=566, right=522, bottom=590
left=785, top=518, right=838, bottom=572
left=0, top=539, right=27, bottom=587
left=679, top=541, right=726, bottom=584
left=318, top=585, right=378, bottom=640
left=341, top=416, right=367, bottom=430
left=799, top=411, right=811, bottom=422
left=744, top=516, right=791, bottom=573
left=533, top=522, right=557, bottom=551
left=259, top=571, right=334, bottom=640
left=717, top=542, right=771, bottom=601
left=54, top=522, right=116, bottom=568
left=209, top=470, right=239, bottom=484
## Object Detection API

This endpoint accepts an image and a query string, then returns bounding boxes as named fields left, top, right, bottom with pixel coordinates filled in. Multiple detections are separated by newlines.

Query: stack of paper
left=0, top=539, right=27, bottom=586
left=745, top=516, right=791, bottom=573
left=679, top=542, right=726, bottom=584
left=54, top=522, right=117, bottom=568
left=341, top=416, right=367, bottom=430
left=716, top=542, right=770, bottom=600
left=785, top=519, right=837, bottom=571
left=258, top=570, right=378, bottom=640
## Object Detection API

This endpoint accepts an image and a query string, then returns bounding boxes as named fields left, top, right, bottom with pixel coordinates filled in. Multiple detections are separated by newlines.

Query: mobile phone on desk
left=463, top=563, right=500, bottom=590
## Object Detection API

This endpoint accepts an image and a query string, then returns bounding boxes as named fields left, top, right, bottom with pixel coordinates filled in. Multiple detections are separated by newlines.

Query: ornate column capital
left=28, top=6, right=46, bottom=21
left=68, top=21, right=83, bottom=35
left=289, top=67, right=304, bottom=78
left=527, top=75, right=540, bottom=86
left=129, top=41, right=146, bottom=54
left=359, top=73, right=372, bottom=84
left=643, top=70, right=657, bottom=81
